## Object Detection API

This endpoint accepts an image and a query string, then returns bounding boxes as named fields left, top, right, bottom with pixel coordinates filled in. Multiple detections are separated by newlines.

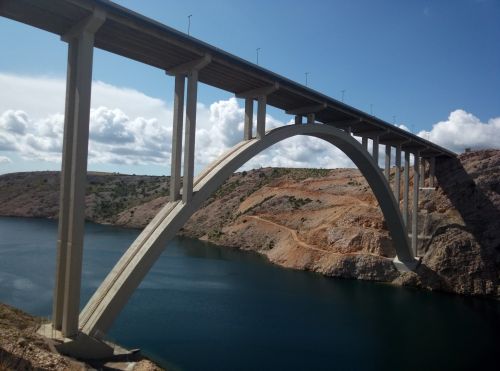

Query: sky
left=0, top=0, right=499, bottom=175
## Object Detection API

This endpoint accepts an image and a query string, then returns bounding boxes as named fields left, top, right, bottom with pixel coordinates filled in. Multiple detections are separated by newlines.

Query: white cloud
left=13, top=72, right=482, bottom=174
left=418, top=109, right=500, bottom=153
left=0, top=155, right=11, bottom=164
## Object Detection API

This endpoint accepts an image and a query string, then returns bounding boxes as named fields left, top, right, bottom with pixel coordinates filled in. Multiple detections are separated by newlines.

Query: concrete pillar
left=182, top=69, right=198, bottom=203
left=54, top=31, right=95, bottom=338
left=412, top=152, right=420, bottom=256
left=420, top=158, right=425, bottom=188
left=362, top=137, right=368, bottom=151
left=256, top=95, right=266, bottom=139
left=394, top=144, right=401, bottom=205
left=294, top=115, right=302, bottom=125
left=429, top=156, right=436, bottom=187
left=307, top=113, right=315, bottom=124
left=384, top=144, right=391, bottom=181
left=244, top=98, right=253, bottom=140
left=403, top=151, right=410, bottom=227
left=346, top=126, right=352, bottom=135
left=169, top=75, right=185, bottom=201
left=372, top=135, right=379, bottom=165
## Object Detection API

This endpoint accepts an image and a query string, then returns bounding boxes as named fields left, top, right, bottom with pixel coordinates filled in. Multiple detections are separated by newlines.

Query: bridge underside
left=1, top=0, right=456, bottom=351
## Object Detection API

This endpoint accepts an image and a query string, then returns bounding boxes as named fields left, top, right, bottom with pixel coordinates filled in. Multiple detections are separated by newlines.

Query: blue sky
left=0, top=0, right=499, bottom=175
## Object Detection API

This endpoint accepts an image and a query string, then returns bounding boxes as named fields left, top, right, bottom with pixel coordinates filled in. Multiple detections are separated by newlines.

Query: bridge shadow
left=410, top=155, right=500, bottom=292
left=434, top=155, right=500, bottom=245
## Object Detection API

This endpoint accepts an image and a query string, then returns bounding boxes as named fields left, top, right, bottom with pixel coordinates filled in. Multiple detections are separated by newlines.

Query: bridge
left=1, top=0, right=456, bottom=358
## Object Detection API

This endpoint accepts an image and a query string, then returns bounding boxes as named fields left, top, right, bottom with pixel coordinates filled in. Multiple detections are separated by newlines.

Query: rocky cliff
left=0, top=150, right=498, bottom=298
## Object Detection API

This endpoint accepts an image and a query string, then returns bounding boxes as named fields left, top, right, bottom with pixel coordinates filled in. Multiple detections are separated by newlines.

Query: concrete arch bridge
left=0, top=0, right=455, bottom=357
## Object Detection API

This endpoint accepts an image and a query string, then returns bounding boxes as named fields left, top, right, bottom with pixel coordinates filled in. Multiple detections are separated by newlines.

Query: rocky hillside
left=0, top=150, right=498, bottom=298
left=0, top=303, right=163, bottom=370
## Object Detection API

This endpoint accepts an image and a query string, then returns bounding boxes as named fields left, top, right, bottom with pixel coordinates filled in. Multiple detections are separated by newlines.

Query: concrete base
left=392, top=256, right=421, bottom=272
left=37, top=323, right=114, bottom=359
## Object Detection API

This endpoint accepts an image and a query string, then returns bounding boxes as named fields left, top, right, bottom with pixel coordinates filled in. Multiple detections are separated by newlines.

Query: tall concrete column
left=394, top=144, right=401, bottom=205
left=307, top=113, right=315, bottom=124
left=429, top=156, right=436, bottom=187
left=412, top=152, right=420, bottom=256
left=403, top=151, right=410, bottom=227
left=170, top=75, right=185, bottom=201
left=182, top=69, right=198, bottom=203
left=372, top=135, right=379, bottom=165
left=244, top=98, right=253, bottom=139
left=256, top=95, right=266, bottom=139
left=294, top=115, right=302, bottom=125
left=55, top=29, right=98, bottom=337
left=362, top=137, right=368, bottom=151
left=384, top=144, right=391, bottom=180
left=420, top=158, right=425, bottom=187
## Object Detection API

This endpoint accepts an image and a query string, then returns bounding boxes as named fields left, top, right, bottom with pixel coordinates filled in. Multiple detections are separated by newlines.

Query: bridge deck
left=1, top=0, right=455, bottom=158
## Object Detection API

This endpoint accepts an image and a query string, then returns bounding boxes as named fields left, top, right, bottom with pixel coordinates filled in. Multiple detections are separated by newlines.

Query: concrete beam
left=285, top=103, right=327, bottom=115
left=235, top=82, right=279, bottom=99
left=182, top=69, right=198, bottom=203
left=61, top=8, right=106, bottom=42
left=166, top=54, right=211, bottom=76
left=244, top=98, right=254, bottom=140
left=169, top=75, right=185, bottom=201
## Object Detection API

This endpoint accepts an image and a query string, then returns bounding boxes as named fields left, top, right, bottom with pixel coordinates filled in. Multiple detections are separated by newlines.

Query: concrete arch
left=79, top=123, right=415, bottom=338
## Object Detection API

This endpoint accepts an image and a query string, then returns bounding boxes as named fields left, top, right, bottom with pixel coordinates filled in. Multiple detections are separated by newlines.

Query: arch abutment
left=412, top=151, right=420, bottom=256
left=403, top=151, right=410, bottom=227
left=52, top=9, right=105, bottom=337
left=169, top=74, right=185, bottom=201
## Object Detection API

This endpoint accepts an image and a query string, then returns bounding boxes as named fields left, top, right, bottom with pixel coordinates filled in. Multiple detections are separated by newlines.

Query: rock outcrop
left=0, top=150, right=498, bottom=298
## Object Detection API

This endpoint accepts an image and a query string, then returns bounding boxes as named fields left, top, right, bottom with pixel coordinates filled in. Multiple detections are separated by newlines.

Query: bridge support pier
left=384, top=144, right=391, bottom=180
left=372, top=135, right=379, bottom=165
left=412, top=152, right=420, bottom=256
left=403, top=151, right=410, bottom=227
left=244, top=98, right=254, bottom=139
left=169, top=74, right=185, bottom=201
left=182, top=69, right=199, bottom=203
left=429, top=156, right=436, bottom=187
left=362, top=137, right=368, bottom=151
left=52, top=10, right=104, bottom=338
left=394, top=144, right=401, bottom=204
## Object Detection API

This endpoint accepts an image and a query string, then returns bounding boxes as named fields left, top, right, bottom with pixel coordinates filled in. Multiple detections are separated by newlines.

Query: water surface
left=0, top=216, right=498, bottom=371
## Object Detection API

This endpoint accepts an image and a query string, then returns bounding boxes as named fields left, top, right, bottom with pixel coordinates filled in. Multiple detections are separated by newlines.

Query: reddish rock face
left=0, top=150, right=498, bottom=298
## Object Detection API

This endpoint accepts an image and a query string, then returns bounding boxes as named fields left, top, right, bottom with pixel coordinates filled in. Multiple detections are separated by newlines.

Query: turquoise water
left=0, top=216, right=498, bottom=371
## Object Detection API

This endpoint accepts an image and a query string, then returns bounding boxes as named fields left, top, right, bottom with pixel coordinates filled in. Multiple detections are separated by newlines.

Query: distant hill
left=1, top=150, right=499, bottom=298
